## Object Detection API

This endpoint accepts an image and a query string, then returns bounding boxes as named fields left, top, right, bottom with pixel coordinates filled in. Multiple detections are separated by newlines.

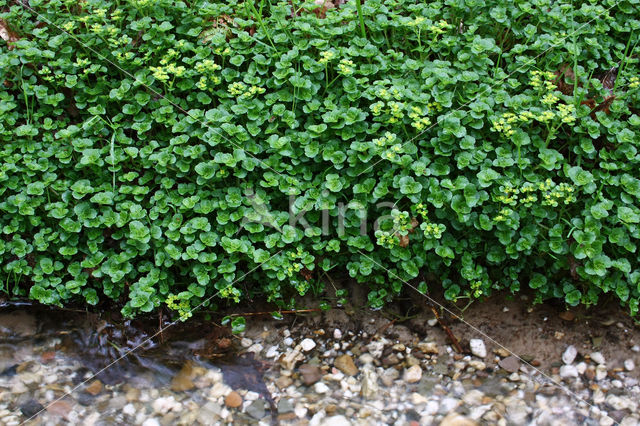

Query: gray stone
left=246, top=400, right=266, bottom=420
left=277, top=399, right=294, bottom=414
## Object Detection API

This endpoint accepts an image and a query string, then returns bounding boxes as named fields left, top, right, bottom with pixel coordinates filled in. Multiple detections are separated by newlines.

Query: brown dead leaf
left=398, top=234, right=409, bottom=248
left=559, top=311, right=575, bottom=321
left=0, top=19, right=19, bottom=49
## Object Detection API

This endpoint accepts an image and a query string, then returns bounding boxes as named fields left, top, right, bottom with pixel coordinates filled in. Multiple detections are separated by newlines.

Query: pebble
left=300, top=364, right=323, bottom=386
left=498, top=356, right=520, bottom=373
left=469, top=339, right=487, bottom=358
left=320, top=415, right=351, bottom=426
left=224, top=391, right=242, bottom=408
left=301, top=338, right=317, bottom=352
left=246, top=400, right=266, bottom=420
left=334, top=354, right=358, bottom=376
left=333, top=329, right=342, bottom=340
left=314, top=382, right=330, bottom=394
left=141, top=419, right=160, bottom=426
left=590, top=352, right=606, bottom=365
left=596, top=365, right=608, bottom=381
left=560, top=365, right=579, bottom=378
left=562, top=345, right=578, bottom=365
left=403, top=365, right=422, bottom=383
left=624, top=359, right=635, bottom=371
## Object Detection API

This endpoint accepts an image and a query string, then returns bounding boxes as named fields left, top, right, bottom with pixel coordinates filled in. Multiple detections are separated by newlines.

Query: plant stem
left=355, top=0, right=366, bottom=39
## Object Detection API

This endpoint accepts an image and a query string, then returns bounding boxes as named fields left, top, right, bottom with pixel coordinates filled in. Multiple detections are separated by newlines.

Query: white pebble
left=624, top=359, right=635, bottom=371
left=560, top=365, right=578, bottom=378
left=590, top=352, right=606, bottom=365
left=300, top=338, right=316, bottom=352
left=314, top=382, right=330, bottom=394
left=562, top=345, right=578, bottom=365
left=469, top=339, right=487, bottom=358
left=333, top=329, right=342, bottom=340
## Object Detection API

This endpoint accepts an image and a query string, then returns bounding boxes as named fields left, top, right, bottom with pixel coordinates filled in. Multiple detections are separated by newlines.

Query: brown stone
left=298, top=364, right=322, bottom=386
left=334, top=354, right=358, bottom=376
left=277, top=412, right=298, bottom=421
left=41, top=351, right=56, bottom=363
left=171, top=362, right=195, bottom=392
left=225, top=391, right=242, bottom=408
left=325, top=404, right=337, bottom=415
left=85, top=380, right=103, bottom=396
left=276, top=375, right=293, bottom=389
left=439, top=412, right=477, bottom=426
left=46, top=400, right=72, bottom=419
left=498, top=356, right=520, bottom=373
left=559, top=311, right=575, bottom=321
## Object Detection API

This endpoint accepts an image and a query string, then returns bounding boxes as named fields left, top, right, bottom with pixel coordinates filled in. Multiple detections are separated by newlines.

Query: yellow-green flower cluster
left=228, top=82, right=247, bottom=96
left=408, top=16, right=426, bottom=27
left=537, top=110, right=555, bottom=122
left=387, top=101, right=404, bottom=123
left=370, top=101, right=385, bottom=116
left=496, top=179, right=576, bottom=210
left=375, top=230, right=399, bottom=249
left=284, top=248, right=306, bottom=277
left=337, top=59, right=354, bottom=75
left=150, top=63, right=185, bottom=82
left=93, top=8, right=107, bottom=19
left=62, top=21, right=75, bottom=32
left=111, top=8, right=124, bottom=21
left=557, top=103, right=576, bottom=124
left=428, top=101, right=443, bottom=112
left=219, top=285, right=241, bottom=303
left=114, top=51, right=135, bottom=61
left=318, top=50, right=335, bottom=64
left=541, top=93, right=559, bottom=106
left=166, top=294, right=192, bottom=321
left=196, top=59, right=222, bottom=74
left=421, top=222, right=445, bottom=239
left=491, top=112, right=518, bottom=137
left=630, top=76, right=640, bottom=89
left=214, top=46, right=231, bottom=56
left=130, top=0, right=158, bottom=8
left=529, top=70, right=556, bottom=90
left=372, top=131, right=396, bottom=148
left=541, top=182, right=575, bottom=207
left=493, top=208, right=513, bottom=222
left=415, top=203, right=445, bottom=239
left=429, top=19, right=451, bottom=34
left=470, top=280, right=483, bottom=298
left=408, top=106, right=431, bottom=131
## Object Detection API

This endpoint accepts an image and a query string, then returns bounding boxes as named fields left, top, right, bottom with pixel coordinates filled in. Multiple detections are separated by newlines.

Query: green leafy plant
left=0, top=0, right=639, bottom=318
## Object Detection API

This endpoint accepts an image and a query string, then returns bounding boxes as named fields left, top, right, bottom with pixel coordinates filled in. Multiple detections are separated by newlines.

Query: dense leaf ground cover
left=1, top=0, right=639, bottom=319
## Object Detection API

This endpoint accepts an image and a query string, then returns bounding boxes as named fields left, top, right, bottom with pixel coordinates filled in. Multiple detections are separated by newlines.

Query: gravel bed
left=1, top=313, right=639, bottom=426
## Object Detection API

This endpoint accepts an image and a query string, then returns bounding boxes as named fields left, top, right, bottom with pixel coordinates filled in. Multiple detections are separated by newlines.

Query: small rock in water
left=46, top=400, right=72, bottom=420
left=596, top=365, right=607, bottom=380
left=85, top=380, right=103, bottom=396
left=403, top=365, right=422, bottom=383
left=417, top=342, right=439, bottom=355
left=498, top=356, right=520, bottom=373
left=314, top=382, right=330, bottom=394
left=360, top=367, right=379, bottom=399
left=560, top=365, right=578, bottom=378
left=439, top=411, right=473, bottom=426
left=0, top=311, right=37, bottom=337
left=427, top=318, right=438, bottom=327
left=333, top=329, right=342, bottom=340
left=300, top=338, right=316, bottom=352
left=246, top=400, right=266, bottom=420
left=334, top=354, right=358, bottom=376
left=624, top=359, right=635, bottom=371
left=142, top=419, right=160, bottom=426
left=320, top=415, right=352, bottom=426
left=590, top=352, right=606, bottom=365
left=299, top=364, right=323, bottom=386
left=224, top=391, right=242, bottom=408
left=20, top=399, right=44, bottom=419
left=469, top=339, right=487, bottom=358
left=562, top=345, right=578, bottom=365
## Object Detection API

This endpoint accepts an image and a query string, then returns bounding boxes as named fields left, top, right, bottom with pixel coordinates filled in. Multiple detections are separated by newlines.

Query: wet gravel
left=1, top=309, right=639, bottom=426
